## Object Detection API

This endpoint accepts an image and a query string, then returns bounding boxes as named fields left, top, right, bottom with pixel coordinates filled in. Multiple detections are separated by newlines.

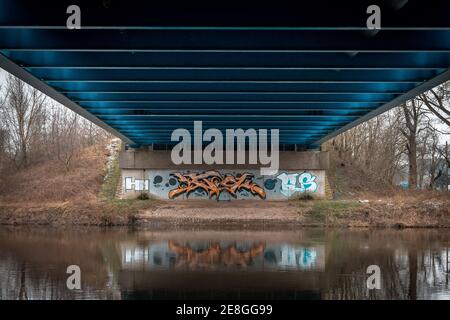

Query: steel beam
left=0, top=53, right=135, bottom=144
left=315, top=69, right=450, bottom=145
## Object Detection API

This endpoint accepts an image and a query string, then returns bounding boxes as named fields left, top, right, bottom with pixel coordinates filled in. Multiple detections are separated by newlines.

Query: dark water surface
left=0, top=227, right=449, bottom=300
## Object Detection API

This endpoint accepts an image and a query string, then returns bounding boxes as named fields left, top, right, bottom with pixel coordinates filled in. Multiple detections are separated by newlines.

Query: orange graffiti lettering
left=168, top=240, right=265, bottom=269
left=168, top=171, right=266, bottom=199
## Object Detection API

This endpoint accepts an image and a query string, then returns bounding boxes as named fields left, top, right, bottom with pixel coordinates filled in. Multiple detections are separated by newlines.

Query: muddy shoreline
left=0, top=199, right=449, bottom=229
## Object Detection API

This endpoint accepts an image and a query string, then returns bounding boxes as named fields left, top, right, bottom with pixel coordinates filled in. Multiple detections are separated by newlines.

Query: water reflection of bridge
left=117, top=239, right=325, bottom=299
left=120, top=240, right=325, bottom=271
left=119, top=270, right=323, bottom=300
left=1, top=228, right=448, bottom=299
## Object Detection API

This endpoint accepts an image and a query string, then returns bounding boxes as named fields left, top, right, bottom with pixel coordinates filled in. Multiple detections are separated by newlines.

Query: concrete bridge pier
left=119, top=149, right=329, bottom=200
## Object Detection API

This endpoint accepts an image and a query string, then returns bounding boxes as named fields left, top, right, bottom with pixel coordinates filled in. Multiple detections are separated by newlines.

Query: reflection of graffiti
left=276, top=172, right=318, bottom=197
left=168, top=240, right=265, bottom=268
left=277, top=245, right=317, bottom=269
left=168, top=171, right=266, bottom=199
left=120, top=241, right=325, bottom=271
left=125, top=177, right=149, bottom=191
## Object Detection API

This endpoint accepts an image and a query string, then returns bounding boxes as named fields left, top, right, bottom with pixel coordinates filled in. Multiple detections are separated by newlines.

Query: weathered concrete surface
left=121, top=169, right=326, bottom=200
left=119, top=149, right=329, bottom=200
left=119, top=150, right=329, bottom=170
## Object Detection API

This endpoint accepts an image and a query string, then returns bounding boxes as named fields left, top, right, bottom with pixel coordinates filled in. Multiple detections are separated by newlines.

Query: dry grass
left=0, top=143, right=163, bottom=226
left=0, top=143, right=448, bottom=227
left=327, top=153, right=450, bottom=204
left=328, top=154, right=400, bottom=199
left=0, top=145, right=107, bottom=203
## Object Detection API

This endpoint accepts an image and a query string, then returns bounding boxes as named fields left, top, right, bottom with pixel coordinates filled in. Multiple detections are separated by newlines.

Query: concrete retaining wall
left=119, top=150, right=329, bottom=200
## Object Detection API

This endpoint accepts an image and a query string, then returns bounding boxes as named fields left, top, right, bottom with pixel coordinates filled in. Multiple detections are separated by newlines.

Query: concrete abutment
left=119, top=149, right=329, bottom=200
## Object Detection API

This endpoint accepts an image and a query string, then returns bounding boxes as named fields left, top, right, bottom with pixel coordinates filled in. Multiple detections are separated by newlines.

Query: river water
left=0, top=227, right=449, bottom=300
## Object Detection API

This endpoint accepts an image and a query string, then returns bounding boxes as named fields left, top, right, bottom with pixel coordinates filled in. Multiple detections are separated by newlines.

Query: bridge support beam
left=119, top=149, right=329, bottom=200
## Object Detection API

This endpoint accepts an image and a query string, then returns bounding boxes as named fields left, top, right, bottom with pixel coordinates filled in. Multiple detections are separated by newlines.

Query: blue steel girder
left=0, top=0, right=449, bottom=148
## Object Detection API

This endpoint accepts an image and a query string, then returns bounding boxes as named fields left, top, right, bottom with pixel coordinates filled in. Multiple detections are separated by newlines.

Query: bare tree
left=0, top=128, right=7, bottom=172
left=417, top=129, right=431, bottom=188
left=329, top=98, right=449, bottom=191
left=0, top=85, right=6, bottom=152
left=425, top=130, right=444, bottom=189
left=0, top=72, right=116, bottom=173
left=47, top=104, right=83, bottom=171
left=0, top=74, right=46, bottom=168
left=329, top=109, right=404, bottom=186
left=399, top=100, right=428, bottom=189
left=419, top=82, right=450, bottom=129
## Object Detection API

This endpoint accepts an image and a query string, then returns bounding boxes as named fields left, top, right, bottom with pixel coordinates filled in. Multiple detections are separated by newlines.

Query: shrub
left=136, top=192, right=150, bottom=200
left=296, top=193, right=316, bottom=201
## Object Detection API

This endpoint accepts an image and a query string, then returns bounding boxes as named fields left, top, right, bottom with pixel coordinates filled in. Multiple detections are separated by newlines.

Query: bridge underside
left=1, top=1, right=449, bottom=200
left=0, top=0, right=449, bottom=150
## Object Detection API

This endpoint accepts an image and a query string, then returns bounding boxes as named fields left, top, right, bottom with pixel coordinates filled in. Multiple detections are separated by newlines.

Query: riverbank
left=1, top=195, right=449, bottom=228
left=1, top=143, right=449, bottom=228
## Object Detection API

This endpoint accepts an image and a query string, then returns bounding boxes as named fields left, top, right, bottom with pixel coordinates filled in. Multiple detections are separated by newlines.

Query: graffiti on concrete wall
left=168, top=171, right=266, bottom=199
left=276, top=172, right=318, bottom=197
left=124, top=177, right=149, bottom=191
left=123, top=169, right=323, bottom=199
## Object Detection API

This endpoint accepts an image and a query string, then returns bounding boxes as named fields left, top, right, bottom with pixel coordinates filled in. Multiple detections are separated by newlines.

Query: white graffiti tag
left=298, top=172, right=318, bottom=193
left=276, top=172, right=318, bottom=197
left=125, top=177, right=149, bottom=191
